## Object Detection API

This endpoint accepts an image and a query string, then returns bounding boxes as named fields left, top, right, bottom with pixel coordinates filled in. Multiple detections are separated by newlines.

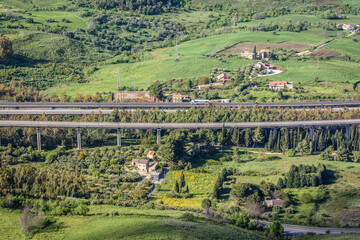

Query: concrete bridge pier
left=310, top=126, right=314, bottom=141
left=77, top=127, right=81, bottom=150
left=36, top=127, right=41, bottom=151
left=117, top=128, right=121, bottom=147
left=273, top=127, right=278, bottom=139
left=157, top=128, right=161, bottom=145
left=346, top=125, right=351, bottom=139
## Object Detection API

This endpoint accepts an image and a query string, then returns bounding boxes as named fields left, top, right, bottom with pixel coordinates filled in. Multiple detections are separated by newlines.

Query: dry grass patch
left=221, top=41, right=314, bottom=53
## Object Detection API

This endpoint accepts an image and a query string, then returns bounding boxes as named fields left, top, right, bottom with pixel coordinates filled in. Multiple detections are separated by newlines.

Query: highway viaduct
left=1, top=100, right=360, bottom=109
left=0, top=119, right=358, bottom=151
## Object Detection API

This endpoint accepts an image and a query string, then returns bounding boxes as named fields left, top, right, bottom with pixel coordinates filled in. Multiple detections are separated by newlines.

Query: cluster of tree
left=213, top=168, right=232, bottom=199
left=321, top=146, right=360, bottom=162
left=276, top=164, right=329, bottom=189
left=1, top=63, right=86, bottom=90
left=76, top=0, right=183, bottom=14
left=0, top=145, right=44, bottom=165
left=173, top=172, right=189, bottom=195
left=0, top=36, right=13, bottom=63
left=245, top=21, right=311, bottom=32
left=0, top=165, right=88, bottom=199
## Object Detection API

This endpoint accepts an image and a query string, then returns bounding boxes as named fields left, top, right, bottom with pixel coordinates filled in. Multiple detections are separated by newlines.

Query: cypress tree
left=179, top=172, right=185, bottom=188
left=174, top=180, right=179, bottom=193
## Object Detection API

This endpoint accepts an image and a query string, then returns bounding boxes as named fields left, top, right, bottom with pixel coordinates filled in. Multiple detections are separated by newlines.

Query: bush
left=180, top=212, right=196, bottom=222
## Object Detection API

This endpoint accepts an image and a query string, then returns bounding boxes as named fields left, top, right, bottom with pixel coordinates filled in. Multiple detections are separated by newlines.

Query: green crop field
left=46, top=30, right=334, bottom=96
left=0, top=205, right=264, bottom=240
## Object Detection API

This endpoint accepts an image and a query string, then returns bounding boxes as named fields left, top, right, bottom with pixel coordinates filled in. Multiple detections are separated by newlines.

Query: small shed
left=151, top=171, right=161, bottom=181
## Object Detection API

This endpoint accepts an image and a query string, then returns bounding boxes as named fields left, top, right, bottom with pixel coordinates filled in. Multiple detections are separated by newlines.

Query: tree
left=252, top=127, right=264, bottom=147
left=149, top=81, right=163, bottom=100
left=276, top=178, right=285, bottom=189
left=321, top=146, right=334, bottom=161
left=253, top=45, right=257, bottom=57
left=212, top=175, right=223, bottom=199
left=174, top=180, right=179, bottom=193
left=179, top=172, right=185, bottom=189
left=335, top=146, right=349, bottom=162
left=267, top=221, right=284, bottom=240
left=0, top=36, right=13, bottom=62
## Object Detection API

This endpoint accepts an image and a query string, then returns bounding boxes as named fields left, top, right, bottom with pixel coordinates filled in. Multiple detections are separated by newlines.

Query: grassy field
left=46, top=30, right=334, bottom=96
left=155, top=171, right=217, bottom=209
left=238, top=14, right=360, bottom=27
left=0, top=205, right=264, bottom=240
left=300, top=234, right=360, bottom=240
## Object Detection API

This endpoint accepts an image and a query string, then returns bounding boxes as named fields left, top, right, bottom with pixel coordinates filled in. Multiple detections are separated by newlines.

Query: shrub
left=180, top=212, right=196, bottom=222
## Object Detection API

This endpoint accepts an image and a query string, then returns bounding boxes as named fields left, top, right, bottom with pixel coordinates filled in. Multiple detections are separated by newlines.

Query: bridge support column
left=346, top=125, right=351, bottom=139
left=117, top=128, right=121, bottom=147
left=37, top=127, right=41, bottom=151
left=77, top=127, right=81, bottom=150
left=157, top=128, right=161, bottom=145
left=273, top=127, right=278, bottom=139
left=310, top=126, right=314, bottom=141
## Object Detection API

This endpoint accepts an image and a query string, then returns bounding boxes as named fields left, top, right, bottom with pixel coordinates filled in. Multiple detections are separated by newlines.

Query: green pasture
left=0, top=205, right=263, bottom=240
left=300, top=234, right=360, bottom=240
left=47, top=30, right=333, bottom=96
left=0, top=0, right=71, bottom=9
left=13, top=11, right=89, bottom=31
left=265, top=59, right=360, bottom=84
left=324, top=38, right=360, bottom=58
left=238, top=14, right=360, bottom=27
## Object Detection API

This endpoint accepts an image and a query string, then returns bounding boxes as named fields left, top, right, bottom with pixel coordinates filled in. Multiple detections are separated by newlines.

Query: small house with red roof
left=269, top=81, right=293, bottom=90
left=147, top=151, right=156, bottom=159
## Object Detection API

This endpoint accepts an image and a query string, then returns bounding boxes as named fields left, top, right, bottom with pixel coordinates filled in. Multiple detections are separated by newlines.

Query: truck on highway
left=191, top=99, right=209, bottom=105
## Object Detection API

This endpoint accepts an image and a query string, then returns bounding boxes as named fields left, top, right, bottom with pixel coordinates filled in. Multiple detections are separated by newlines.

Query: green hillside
left=0, top=206, right=264, bottom=240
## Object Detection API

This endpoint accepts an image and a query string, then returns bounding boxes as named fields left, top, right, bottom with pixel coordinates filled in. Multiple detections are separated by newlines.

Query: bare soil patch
left=221, top=41, right=314, bottom=53
left=311, top=49, right=340, bottom=56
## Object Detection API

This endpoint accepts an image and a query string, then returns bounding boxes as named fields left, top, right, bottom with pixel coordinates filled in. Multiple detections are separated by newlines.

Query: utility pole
left=117, top=67, right=121, bottom=90
left=133, top=76, right=136, bottom=99
left=175, top=39, right=179, bottom=62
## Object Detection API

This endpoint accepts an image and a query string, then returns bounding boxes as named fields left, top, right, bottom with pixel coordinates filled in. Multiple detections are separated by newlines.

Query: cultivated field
left=221, top=41, right=315, bottom=53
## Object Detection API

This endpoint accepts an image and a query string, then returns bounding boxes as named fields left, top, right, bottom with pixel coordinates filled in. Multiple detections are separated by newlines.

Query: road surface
left=2, top=100, right=360, bottom=109
left=0, top=119, right=359, bottom=130
left=259, top=221, right=360, bottom=236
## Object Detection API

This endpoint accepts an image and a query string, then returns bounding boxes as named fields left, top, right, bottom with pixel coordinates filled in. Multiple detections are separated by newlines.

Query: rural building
left=171, top=94, right=190, bottom=103
left=112, top=91, right=154, bottom=102
left=258, top=49, right=270, bottom=59
left=255, top=62, right=276, bottom=71
left=151, top=171, right=162, bottom=181
left=198, top=84, right=213, bottom=89
left=342, top=24, right=357, bottom=31
left=269, top=81, right=293, bottom=90
left=131, top=159, right=150, bottom=172
left=147, top=151, right=156, bottom=159
left=240, top=51, right=256, bottom=60
left=148, top=163, right=158, bottom=172
left=265, top=198, right=284, bottom=207
left=216, top=73, right=232, bottom=85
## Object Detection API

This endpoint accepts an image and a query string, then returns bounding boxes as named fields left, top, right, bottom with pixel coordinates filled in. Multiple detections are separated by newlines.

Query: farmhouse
left=265, top=198, right=284, bottom=207
left=147, top=151, right=156, bottom=159
left=258, top=49, right=270, bottom=59
left=171, top=94, right=190, bottom=103
left=112, top=91, right=154, bottom=102
left=131, top=159, right=150, bottom=172
left=240, top=51, right=256, bottom=60
left=216, top=73, right=232, bottom=85
left=255, top=62, right=276, bottom=71
left=269, top=81, right=293, bottom=90
left=342, top=24, right=357, bottom=31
